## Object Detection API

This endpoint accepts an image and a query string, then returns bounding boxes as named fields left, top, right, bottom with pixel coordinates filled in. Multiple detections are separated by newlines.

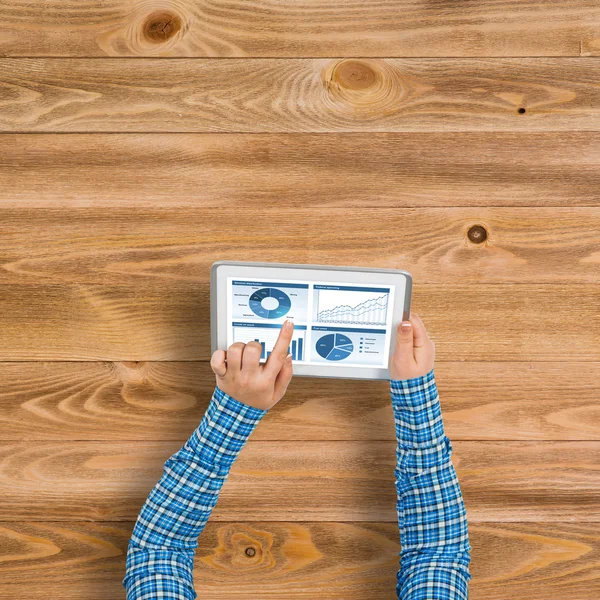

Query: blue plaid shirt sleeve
left=122, top=385, right=267, bottom=600
left=390, top=368, right=472, bottom=599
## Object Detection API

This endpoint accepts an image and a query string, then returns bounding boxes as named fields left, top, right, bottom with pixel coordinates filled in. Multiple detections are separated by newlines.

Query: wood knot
left=142, top=11, right=182, bottom=43
left=206, top=524, right=272, bottom=569
left=115, top=361, right=148, bottom=379
left=120, top=361, right=142, bottom=368
left=324, top=59, right=406, bottom=117
left=331, top=60, right=378, bottom=91
left=467, top=225, right=488, bottom=244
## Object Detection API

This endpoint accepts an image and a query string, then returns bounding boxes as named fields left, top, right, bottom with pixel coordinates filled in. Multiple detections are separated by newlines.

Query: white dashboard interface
left=227, top=277, right=396, bottom=368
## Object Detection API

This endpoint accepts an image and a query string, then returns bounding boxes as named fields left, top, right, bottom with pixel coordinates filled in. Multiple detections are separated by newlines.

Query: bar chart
left=253, top=337, right=304, bottom=360
left=232, top=322, right=307, bottom=362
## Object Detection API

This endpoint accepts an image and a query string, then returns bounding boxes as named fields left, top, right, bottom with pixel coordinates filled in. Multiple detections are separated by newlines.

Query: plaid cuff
left=389, top=368, right=445, bottom=446
left=389, top=367, right=436, bottom=403
left=123, top=548, right=196, bottom=599
left=185, top=386, right=267, bottom=470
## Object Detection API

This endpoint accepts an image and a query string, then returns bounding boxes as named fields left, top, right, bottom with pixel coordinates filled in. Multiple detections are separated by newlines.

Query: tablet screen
left=227, top=277, right=395, bottom=368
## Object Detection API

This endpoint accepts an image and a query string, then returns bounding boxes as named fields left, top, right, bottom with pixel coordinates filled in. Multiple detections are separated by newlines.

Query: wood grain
left=3, top=133, right=600, bottom=208
left=0, top=441, right=598, bottom=522
left=2, top=58, right=600, bottom=132
left=1, top=521, right=598, bottom=599
left=0, top=283, right=598, bottom=361
left=0, top=0, right=598, bottom=58
left=2, top=0, right=599, bottom=598
left=1, top=361, right=599, bottom=442
left=3, top=206, right=600, bottom=284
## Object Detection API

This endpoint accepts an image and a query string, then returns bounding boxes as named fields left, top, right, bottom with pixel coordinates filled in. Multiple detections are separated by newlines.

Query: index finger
left=264, top=319, right=294, bottom=377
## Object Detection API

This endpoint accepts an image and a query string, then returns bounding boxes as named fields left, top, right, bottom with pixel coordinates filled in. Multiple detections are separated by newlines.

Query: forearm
left=123, top=386, right=266, bottom=600
left=391, top=368, right=471, bottom=599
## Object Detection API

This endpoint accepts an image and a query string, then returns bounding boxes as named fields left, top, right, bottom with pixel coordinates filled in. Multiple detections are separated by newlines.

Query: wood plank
left=3, top=133, right=600, bottom=208
left=0, top=283, right=598, bottom=361
left=0, top=441, right=597, bottom=522
left=3, top=207, right=600, bottom=284
left=0, top=1, right=598, bottom=58
left=1, top=521, right=598, bottom=599
left=1, top=361, right=599, bottom=442
left=2, top=58, right=600, bottom=132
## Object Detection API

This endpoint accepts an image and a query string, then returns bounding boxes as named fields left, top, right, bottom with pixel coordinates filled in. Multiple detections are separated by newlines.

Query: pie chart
left=315, top=333, right=354, bottom=361
left=249, top=287, right=292, bottom=319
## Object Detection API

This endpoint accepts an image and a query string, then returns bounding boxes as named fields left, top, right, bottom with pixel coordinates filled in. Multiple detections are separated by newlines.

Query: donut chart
left=249, top=287, right=292, bottom=319
left=315, top=333, right=354, bottom=361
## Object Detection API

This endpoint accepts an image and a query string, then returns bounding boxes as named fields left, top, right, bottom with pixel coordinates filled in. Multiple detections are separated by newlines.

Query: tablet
left=211, top=261, right=412, bottom=380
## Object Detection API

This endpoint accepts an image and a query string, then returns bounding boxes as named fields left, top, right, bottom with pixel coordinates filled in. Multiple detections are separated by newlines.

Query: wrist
left=389, top=368, right=444, bottom=445
left=214, top=384, right=269, bottom=418
left=390, top=367, right=435, bottom=394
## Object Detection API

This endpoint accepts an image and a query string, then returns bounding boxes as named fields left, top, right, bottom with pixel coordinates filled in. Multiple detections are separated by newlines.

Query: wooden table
left=1, top=1, right=599, bottom=598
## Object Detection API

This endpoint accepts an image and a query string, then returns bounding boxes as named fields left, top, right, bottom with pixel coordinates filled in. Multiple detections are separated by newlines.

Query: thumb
left=210, top=349, right=227, bottom=379
left=272, top=353, right=293, bottom=404
left=394, top=320, right=415, bottom=364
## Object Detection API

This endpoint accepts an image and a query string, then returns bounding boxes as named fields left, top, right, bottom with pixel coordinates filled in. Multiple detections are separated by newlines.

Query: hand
left=389, top=312, right=436, bottom=381
left=210, top=319, right=295, bottom=410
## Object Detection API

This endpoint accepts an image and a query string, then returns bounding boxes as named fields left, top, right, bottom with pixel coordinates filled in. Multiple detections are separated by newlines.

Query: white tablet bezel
left=211, top=261, right=412, bottom=380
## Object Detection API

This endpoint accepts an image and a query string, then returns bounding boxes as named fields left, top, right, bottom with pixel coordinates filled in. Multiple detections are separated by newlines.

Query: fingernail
left=401, top=321, right=412, bottom=333
left=285, top=319, right=293, bottom=328
left=287, top=353, right=293, bottom=361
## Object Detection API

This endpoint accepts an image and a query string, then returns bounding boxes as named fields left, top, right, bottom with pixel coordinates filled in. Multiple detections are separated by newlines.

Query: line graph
left=316, top=290, right=389, bottom=325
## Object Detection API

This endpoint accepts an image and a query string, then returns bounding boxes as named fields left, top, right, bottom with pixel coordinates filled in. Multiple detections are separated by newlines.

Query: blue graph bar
left=252, top=337, right=304, bottom=361
left=254, top=339, right=266, bottom=359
